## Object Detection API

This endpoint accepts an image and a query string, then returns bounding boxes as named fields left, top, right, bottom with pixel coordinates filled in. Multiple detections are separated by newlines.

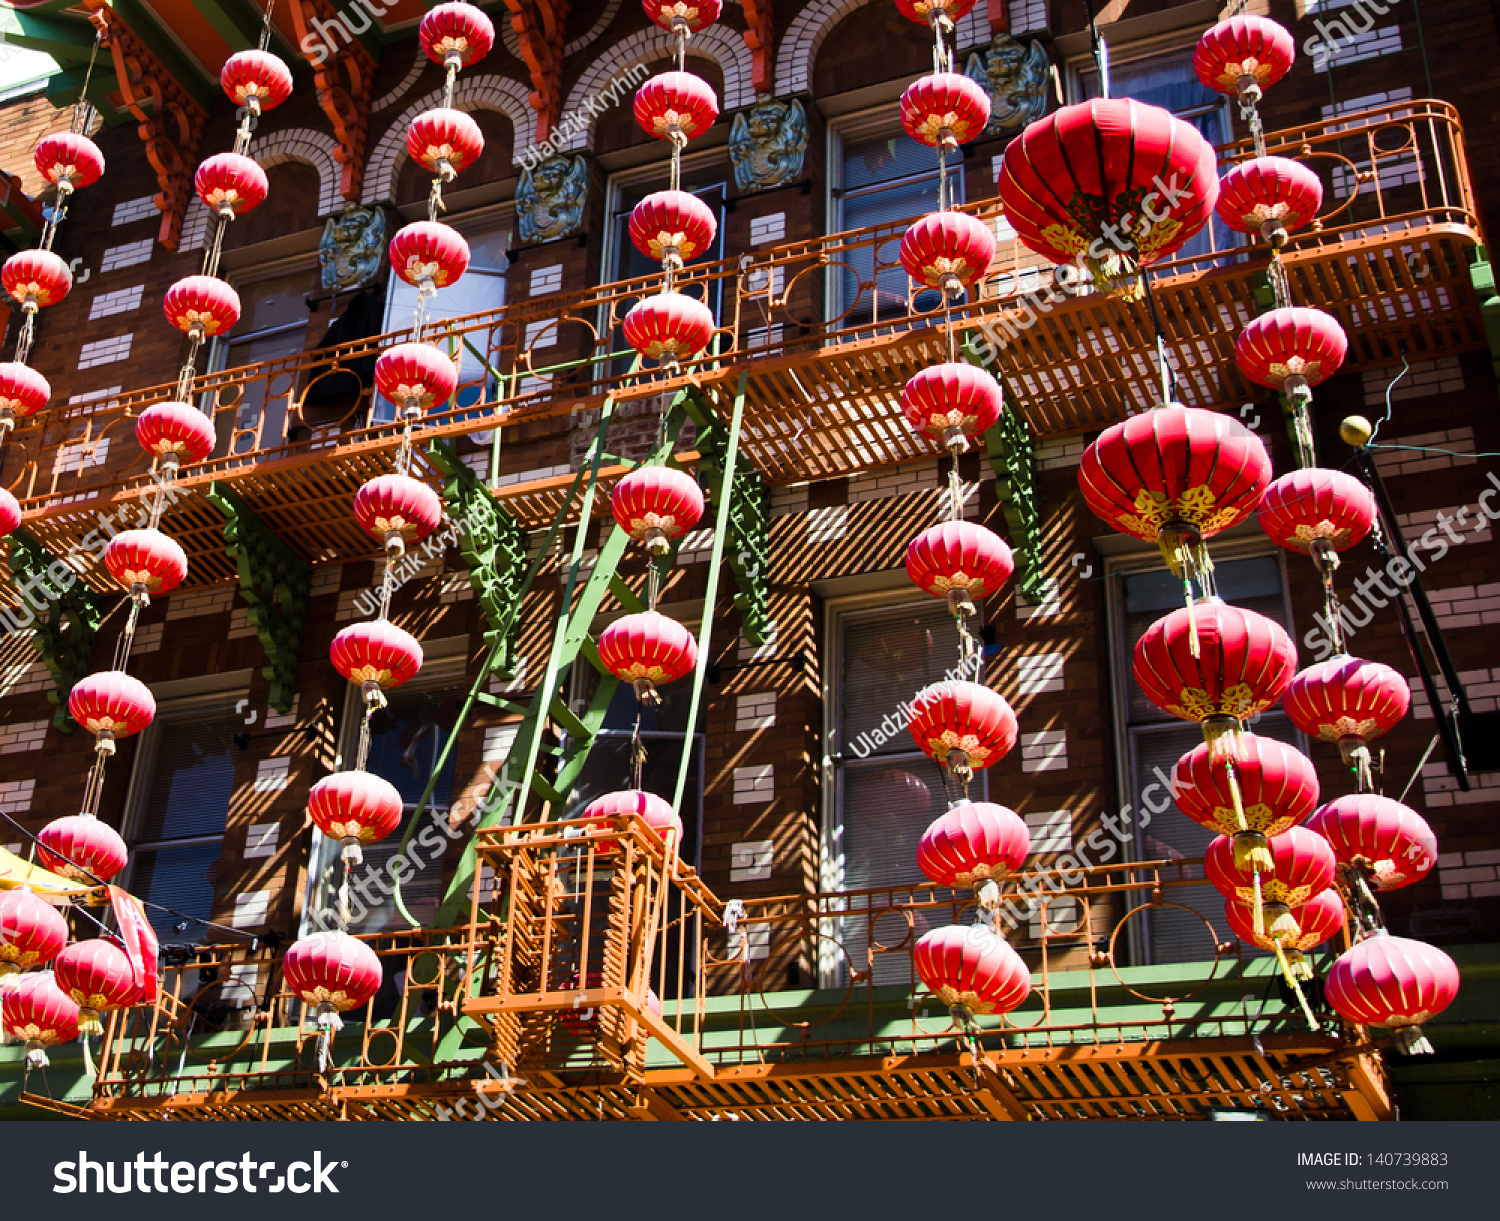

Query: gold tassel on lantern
left=1233, top=830, right=1273, bottom=873
left=1266, top=900, right=1301, bottom=942
left=1157, top=522, right=1212, bottom=660
left=1284, top=949, right=1312, bottom=981
left=1251, top=870, right=1265, bottom=939
left=77, top=1006, right=104, bottom=1038
left=1273, top=942, right=1320, bottom=1030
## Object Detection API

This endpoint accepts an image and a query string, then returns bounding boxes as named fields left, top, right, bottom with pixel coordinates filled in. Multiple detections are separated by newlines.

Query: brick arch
left=180, top=128, right=342, bottom=252
left=552, top=23, right=755, bottom=154
left=361, top=75, right=532, bottom=204
left=500, top=0, right=627, bottom=63
left=774, top=0, right=986, bottom=96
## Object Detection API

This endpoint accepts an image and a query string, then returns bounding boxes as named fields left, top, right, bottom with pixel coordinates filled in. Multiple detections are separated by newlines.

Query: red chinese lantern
left=331, top=620, right=424, bottom=704
left=1226, top=889, right=1343, bottom=979
left=135, top=401, right=216, bottom=470
left=899, top=211, right=996, bottom=294
left=0, top=487, right=19, bottom=539
left=68, top=670, right=156, bottom=751
left=914, top=923, right=1030, bottom=1016
left=282, top=930, right=383, bottom=1031
left=905, top=521, right=1014, bottom=614
left=54, top=939, right=141, bottom=1036
left=35, top=813, right=129, bottom=884
left=194, top=152, right=269, bottom=218
left=629, top=190, right=718, bottom=266
left=420, top=2, right=496, bottom=68
left=1283, top=656, right=1409, bottom=784
left=407, top=108, right=486, bottom=179
left=374, top=342, right=459, bottom=415
left=1307, top=793, right=1437, bottom=891
left=907, top=680, right=1018, bottom=781
left=1133, top=602, right=1296, bottom=733
left=33, top=132, right=104, bottom=192
left=1216, top=156, right=1323, bottom=247
left=1258, top=468, right=1376, bottom=556
left=901, top=73, right=991, bottom=148
left=917, top=801, right=1030, bottom=888
left=221, top=49, right=293, bottom=113
left=644, top=0, right=724, bottom=34
left=582, top=789, right=684, bottom=853
left=597, top=611, right=698, bottom=704
left=0, top=362, right=51, bottom=430
left=1206, top=825, right=1336, bottom=939
left=164, top=275, right=241, bottom=340
left=634, top=72, right=720, bottom=141
left=0, top=972, right=79, bottom=1067
left=0, top=889, right=68, bottom=986
left=901, top=362, right=1003, bottom=452
left=997, top=99, right=1219, bottom=297
left=1325, top=933, right=1459, bottom=1054
left=354, top=473, right=444, bottom=556
left=307, top=771, right=405, bottom=865
left=623, top=292, right=716, bottom=362
left=3, top=249, right=72, bottom=311
left=1194, top=15, right=1296, bottom=101
left=103, top=529, right=189, bottom=602
left=1172, top=733, right=1320, bottom=842
left=1079, top=405, right=1271, bottom=580
left=389, top=221, right=471, bottom=289
left=610, top=465, right=705, bottom=553
left=896, top=0, right=977, bottom=25
left=1235, top=306, right=1349, bottom=401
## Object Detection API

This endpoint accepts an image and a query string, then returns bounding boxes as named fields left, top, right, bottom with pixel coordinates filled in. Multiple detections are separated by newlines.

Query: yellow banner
left=0, top=845, right=94, bottom=897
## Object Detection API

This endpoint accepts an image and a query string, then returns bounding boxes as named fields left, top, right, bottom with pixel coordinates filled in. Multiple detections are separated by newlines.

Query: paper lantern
left=1226, top=889, right=1343, bottom=979
left=374, top=343, right=459, bottom=415
left=354, top=473, right=444, bottom=555
left=597, top=611, right=698, bottom=704
left=1258, top=468, right=1376, bottom=556
left=307, top=771, right=404, bottom=866
left=1194, top=15, right=1295, bottom=100
left=583, top=789, right=684, bottom=853
left=894, top=0, right=977, bottom=25
left=1283, top=656, right=1409, bottom=777
left=0, top=487, right=19, bottom=539
left=899, top=210, right=996, bottom=294
left=135, top=401, right=216, bottom=470
left=1172, top=733, right=1320, bottom=841
left=905, top=521, right=1014, bottom=612
left=623, top=292, right=716, bottom=361
left=1, top=972, right=79, bottom=1067
left=282, top=931, right=383, bottom=1031
left=68, top=670, right=155, bottom=750
left=221, top=49, right=293, bottom=113
left=1206, top=825, right=1337, bottom=941
left=610, top=465, right=705, bottom=553
left=330, top=620, right=424, bottom=702
left=634, top=72, right=719, bottom=141
left=917, top=801, right=1030, bottom=888
left=389, top=221, right=471, bottom=289
left=901, top=73, right=991, bottom=148
left=164, top=275, right=241, bottom=340
left=997, top=99, right=1219, bottom=297
left=644, top=0, right=725, bottom=33
left=901, top=362, right=1003, bottom=452
left=0, top=889, right=68, bottom=985
left=35, top=813, right=129, bottom=884
left=33, top=132, right=104, bottom=192
left=629, top=190, right=719, bottom=265
left=1325, top=933, right=1459, bottom=1054
left=908, top=680, right=1018, bottom=780
left=103, top=529, right=189, bottom=600
left=1216, top=156, right=1323, bottom=247
left=0, top=362, right=51, bottom=429
left=914, top=924, right=1030, bottom=1016
left=1307, top=793, right=1438, bottom=891
left=3, top=249, right=72, bottom=311
left=194, top=152, right=269, bottom=218
left=1235, top=306, right=1348, bottom=401
left=54, top=939, right=141, bottom=1036
left=420, top=2, right=496, bottom=68
left=407, top=108, right=485, bottom=178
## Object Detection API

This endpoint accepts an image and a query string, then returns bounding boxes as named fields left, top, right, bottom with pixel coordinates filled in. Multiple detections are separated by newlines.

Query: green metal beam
left=206, top=484, right=309, bottom=714
left=5, top=529, right=107, bottom=732
left=187, top=0, right=265, bottom=50
left=43, top=64, right=125, bottom=124
left=108, top=0, right=214, bottom=107
left=983, top=408, right=1045, bottom=600
left=1471, top=251, right=1500, bottom=391
left=0, top=9, right=99, bottom=58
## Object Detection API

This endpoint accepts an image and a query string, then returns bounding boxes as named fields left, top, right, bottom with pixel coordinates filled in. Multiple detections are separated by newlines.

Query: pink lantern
left=0, top=972, right=79, bottom=1066
left=1258, top=468, right=1376, bottom=556
left=628, top=190, right=718, bottom=265
left=583, top=789, right=684, bottom=853
left=907, top=680, right=1018, bottom=780
left=1205, top=825, right=1337, bottom=938
left=389, top=221, right=471, bottom=289
left=68, top=670, right=155, bottom=751
left=374, top=343, right=459, bottom=415
left=1216, top=156, right=1323, bottom=247
left=1283, top=655, right=1409, bottom=757
left=901, top=362, right=1003, bottom=452
left=1325, top=933, right=1459, bottom=1054
left=353, top=473, right=444, bottom=555
left=644, top=0, right=724, bottom=34
left=610, top=466, right=705, bottom=553
left=597, top=611, right=698, bottom=704
left=623, top=292, right=716, bottom=362
left=900, top=211, right=996, bottom=294
left=1307, top=793, right=1438, bottom=890
left=221, top=49, right=293, bottom=113
left=1226, top=889, right=1344, bottom=979
left=634, top=72, right=720, bottom=141
left=1235, top=306, right=1348, bottom=401
left=917, top=801, right=1030, bottom=888
left=3, top=249, right=72, bottom=311
left=135, top=401, right=216, bottom=470
left=164, top=275, right=241, bottom=340
left=0, top=362, right=51, bottom=430
left=0, top=889, right=68, bottom=986
left=419, top=2, right=496, bottom=68
left=407, top=108, right=485, bottom=178
left=901, top=73, right=991, bottom=148
left=282, top=930, right=383, bottom=1030
left=905, top=521, right=1014, bottom=612
left=103, top=529, right=189, bottom=601
left=307, top=771, right=404, bottom=865
left=914, top=923, right=1030, bottom=1016
left=894, top=0, right=977, bottom=27
left=0, top=487, right=19, bottom=539
left=330, top=620, right=424, bottom=703
left=194, top=152, right=269, bottom=218
left=35, top=813, right=129, bottom=883
left=33, top=132, right=104, bottom=192
left=54, top=939, right=141, bottom=1036
left=1194, top=15, right=1296, bottom=100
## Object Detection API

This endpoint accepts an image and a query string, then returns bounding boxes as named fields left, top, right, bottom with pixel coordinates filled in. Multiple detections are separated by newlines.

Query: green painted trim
left=187, top=0, right=266, bottom=51
left=43, top=64, right=126, bottom=124
left=1470, top=251, right=1500, bottom=390
left=0, top=9, right=99, bottom=57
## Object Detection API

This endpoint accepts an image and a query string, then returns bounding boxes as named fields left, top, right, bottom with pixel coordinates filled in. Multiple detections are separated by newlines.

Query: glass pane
left=131, top=841, right=224, bottom=942
left=136, top=714, right=237, bottom=842
left=363, top=684, right=459, bottom=808
left=839, top=602, right=962, bottom=757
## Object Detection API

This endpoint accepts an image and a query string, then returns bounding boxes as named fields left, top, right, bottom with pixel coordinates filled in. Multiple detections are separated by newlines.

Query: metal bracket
left=983, top=410, right=1045, bottom=599
left=206, top=484, right=309, bottom=714
left=5, top=529, right=106, bottom=732
left=427, top=440, right=528, bottom=676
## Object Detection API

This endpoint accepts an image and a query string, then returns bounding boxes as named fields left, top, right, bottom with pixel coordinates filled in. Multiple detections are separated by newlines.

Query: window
left=824, top=596, right=983, bottom=985
left=306, top=659, right=463, bottom=936
left=1111, top=553, right=1303, bottom=964
left=216, top=266, right=315, bottom=455
left=121, top=701, right=239, bottom=943
left=829, top=111, right=957, bottom=324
